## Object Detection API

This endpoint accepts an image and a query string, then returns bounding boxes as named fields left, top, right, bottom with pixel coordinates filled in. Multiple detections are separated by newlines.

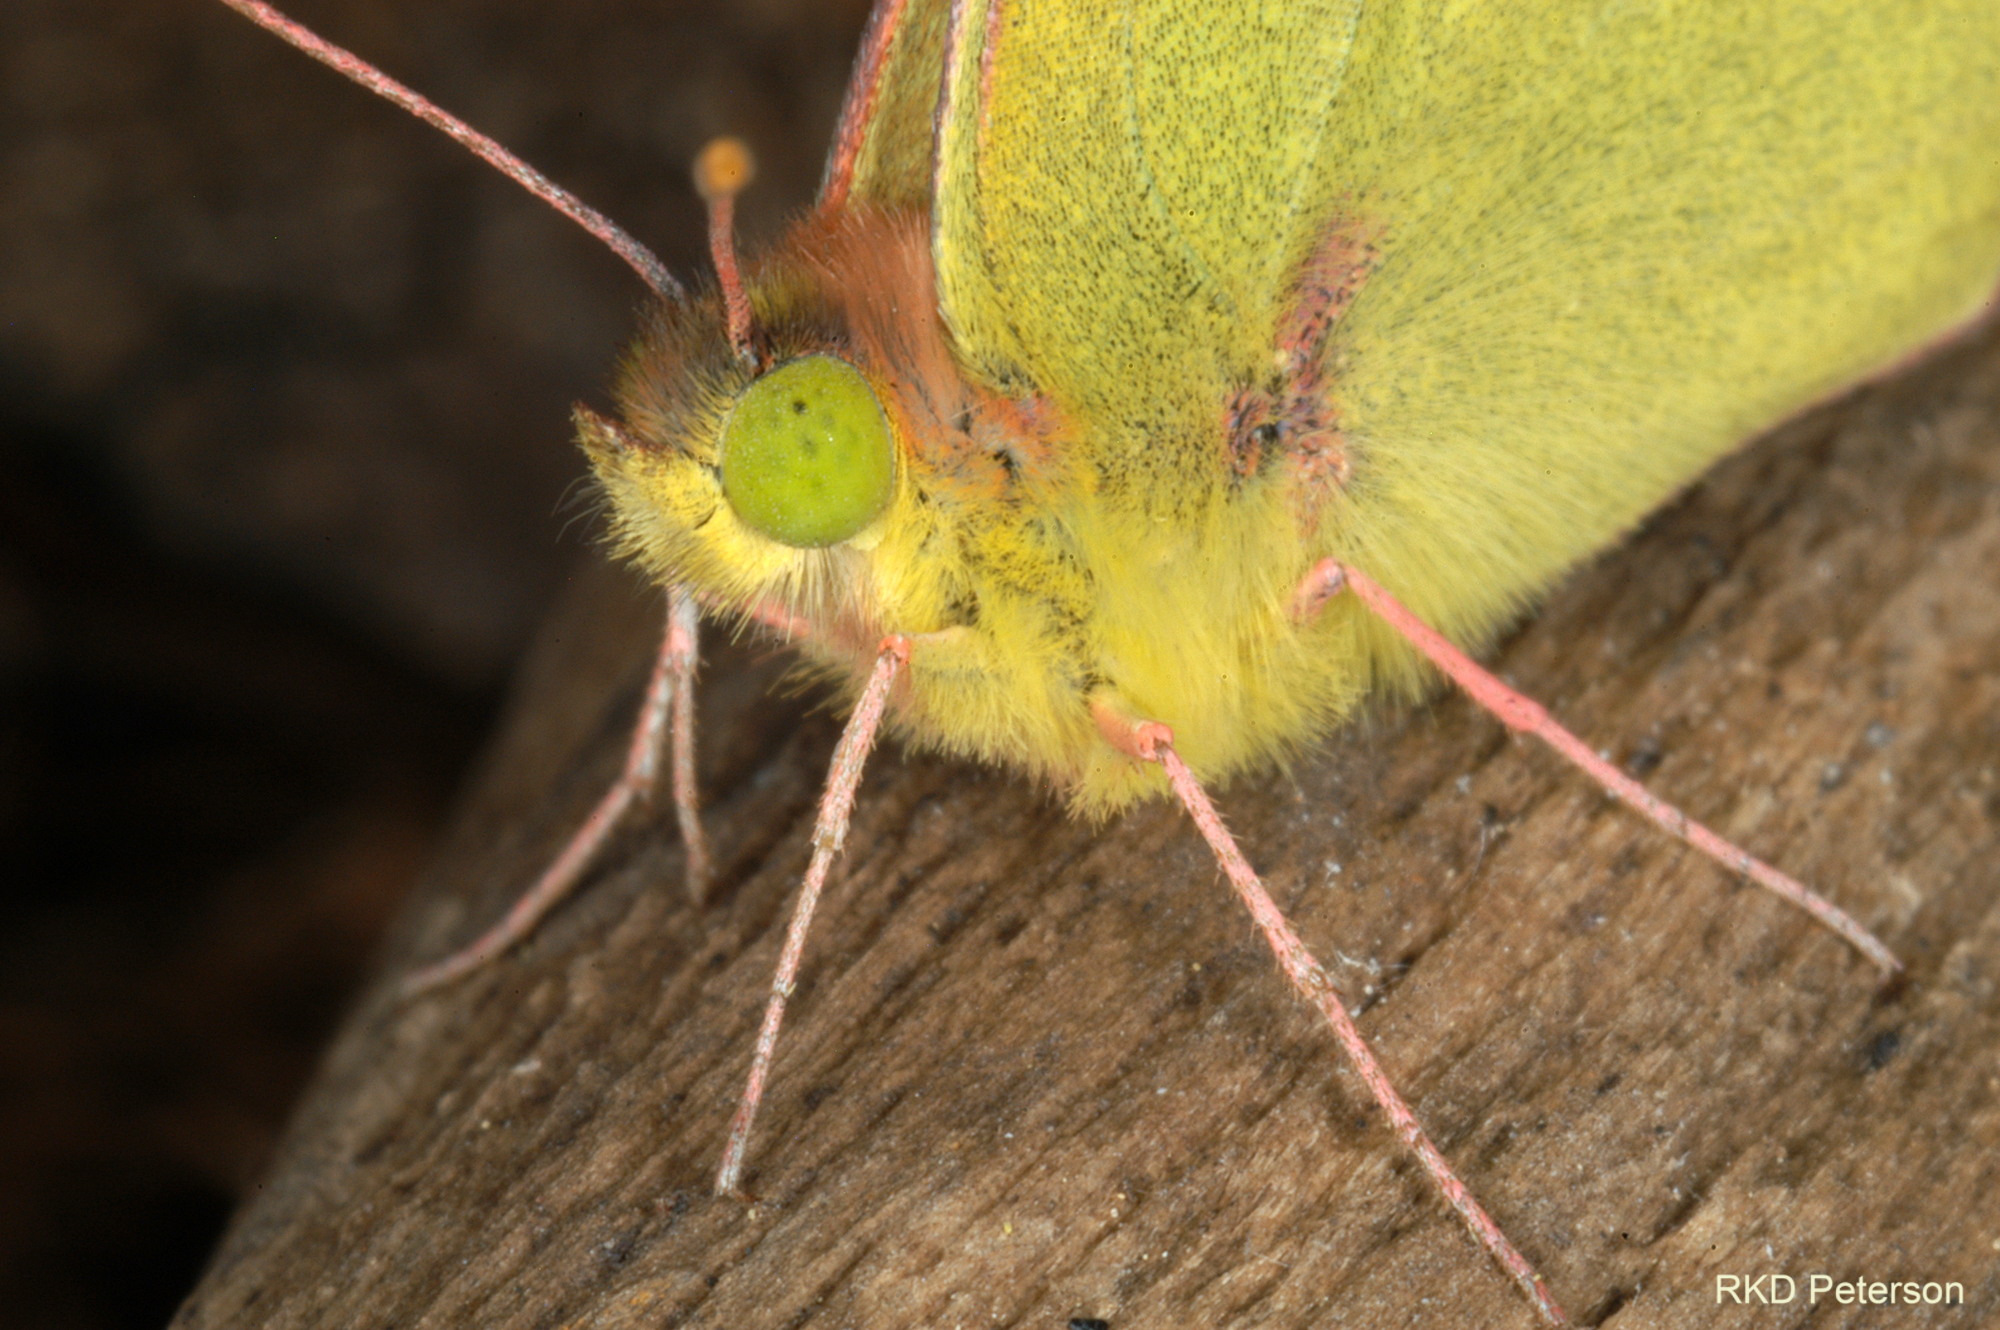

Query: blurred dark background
left=0, top=1, right=868, bottom=1325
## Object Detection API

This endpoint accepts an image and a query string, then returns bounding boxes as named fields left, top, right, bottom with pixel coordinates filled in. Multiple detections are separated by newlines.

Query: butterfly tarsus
left=1141, top=732, right=1569, bottom=1327
left=714, top=635, right=910, bottom=1196
left=400, top=588, right=705, bottom=997
left=1304, top=559, right=1901, bottom=974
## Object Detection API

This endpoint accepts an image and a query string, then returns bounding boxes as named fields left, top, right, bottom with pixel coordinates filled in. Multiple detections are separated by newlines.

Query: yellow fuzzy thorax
left=584, top=208, right=1385, bottom=812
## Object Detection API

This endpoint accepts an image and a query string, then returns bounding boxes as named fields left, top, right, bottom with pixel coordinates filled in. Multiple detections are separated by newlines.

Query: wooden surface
left=175, top=323, right=2000, bottom=1327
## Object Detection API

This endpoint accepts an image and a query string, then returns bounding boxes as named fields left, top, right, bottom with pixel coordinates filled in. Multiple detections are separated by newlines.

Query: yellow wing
left=819, top=0, right=952, bottom=213
left=1309, top=0, right=2000, bottom=653
left=902, top=0, right=2000, bottom=804
left=933, top=0, right=1364, bottom=435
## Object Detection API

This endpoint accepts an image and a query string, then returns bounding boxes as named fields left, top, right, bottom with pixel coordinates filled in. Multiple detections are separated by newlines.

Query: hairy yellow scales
left=591, top=0, right=2000, bottom=813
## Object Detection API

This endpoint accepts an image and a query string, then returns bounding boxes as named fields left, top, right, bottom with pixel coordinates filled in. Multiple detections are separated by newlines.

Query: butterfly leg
left=715, top=635, right=910, bottom=1197
left=666, top=588, right=711, bottom=899
left=1296, top=559, right=1900, bottom=973
left=402, top=586, right=705, bottom=997
left=1095, top=706, right=1568, bottom=1327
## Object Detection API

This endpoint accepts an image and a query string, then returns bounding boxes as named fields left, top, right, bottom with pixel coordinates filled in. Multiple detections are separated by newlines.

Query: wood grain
left=176, top=324, right=2000, bottom=1328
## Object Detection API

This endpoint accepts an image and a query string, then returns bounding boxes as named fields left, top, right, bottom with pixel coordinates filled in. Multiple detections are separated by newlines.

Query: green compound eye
left=719, top=355, right=896, bottom=549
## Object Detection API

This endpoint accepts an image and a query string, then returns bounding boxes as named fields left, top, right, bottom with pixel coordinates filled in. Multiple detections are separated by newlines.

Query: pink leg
left=1298, top=560, right=1900, bottom=974
left=1112, top=718, right=1569, bottom=1327
left=714, top=637, right=911, bottom=1197
left=668, top=587, right=712, bottom=900
left=402, top=594, right=698, bottom=997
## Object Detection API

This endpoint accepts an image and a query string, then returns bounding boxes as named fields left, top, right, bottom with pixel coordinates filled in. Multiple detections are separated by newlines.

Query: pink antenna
left=693, top=137, right=759, bottom=362
left=216, top=0, right=682, bottom=301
